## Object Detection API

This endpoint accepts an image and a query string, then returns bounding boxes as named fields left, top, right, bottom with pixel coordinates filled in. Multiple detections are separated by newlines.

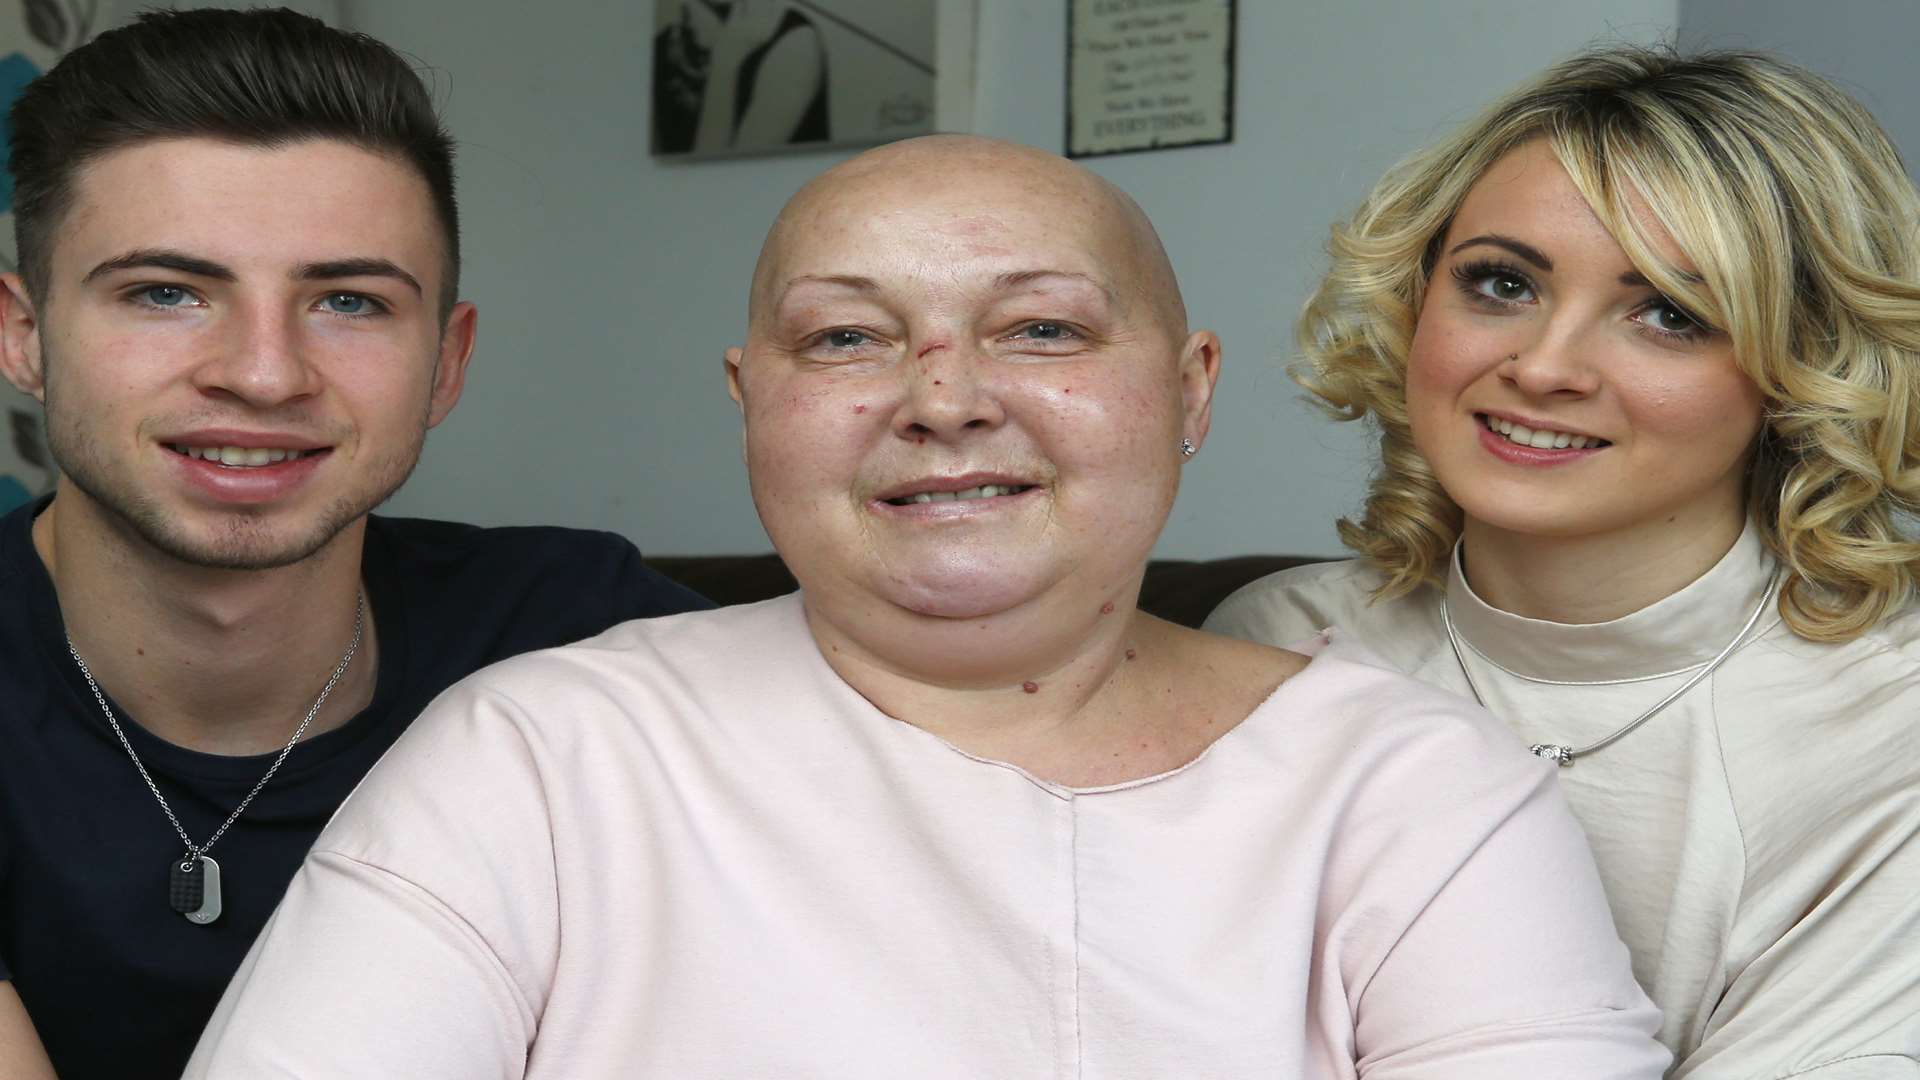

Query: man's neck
left=36, top=491, right=379, bottom=755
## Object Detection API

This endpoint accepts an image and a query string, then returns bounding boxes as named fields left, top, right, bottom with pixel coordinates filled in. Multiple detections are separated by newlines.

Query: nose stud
left=1505, top=353, right=1519, bottom=363
left=1178, top=438, right=1197, bottom=458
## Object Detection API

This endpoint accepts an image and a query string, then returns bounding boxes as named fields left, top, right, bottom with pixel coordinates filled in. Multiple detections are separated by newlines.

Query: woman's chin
left=881, top=570, right=1050, bottom=621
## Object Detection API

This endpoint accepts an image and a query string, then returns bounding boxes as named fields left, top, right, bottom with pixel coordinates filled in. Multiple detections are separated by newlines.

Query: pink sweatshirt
left=189, top=594, right=1667, bottom=1078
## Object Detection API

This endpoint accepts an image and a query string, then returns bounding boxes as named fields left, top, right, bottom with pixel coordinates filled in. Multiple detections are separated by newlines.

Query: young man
left=0, top=10, right=707, bottom=1079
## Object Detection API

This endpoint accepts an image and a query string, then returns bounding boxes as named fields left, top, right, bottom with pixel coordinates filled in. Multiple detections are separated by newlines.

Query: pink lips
left=1474, top=416, right=1607, bottom=467
left=162, top=435, right=333, bottom=506
left=869, top=471, right=1039, bottom=518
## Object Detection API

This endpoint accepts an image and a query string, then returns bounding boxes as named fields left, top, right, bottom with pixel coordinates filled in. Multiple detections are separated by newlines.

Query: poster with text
left=652, top=0, right=938, bottom=158
left=1067, top=0, right=1233, bottom=158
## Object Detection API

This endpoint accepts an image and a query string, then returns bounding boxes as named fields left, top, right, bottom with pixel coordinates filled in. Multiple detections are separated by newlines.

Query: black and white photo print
left=652, top=0, right=936, bottom=157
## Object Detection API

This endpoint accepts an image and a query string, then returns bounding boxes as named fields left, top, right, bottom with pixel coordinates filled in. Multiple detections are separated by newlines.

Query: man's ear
left=425, top=301, right=478, bottom=428
left=0, top=274, right=47, bottom=402
left=1177, top=329, right=1222, bottom=454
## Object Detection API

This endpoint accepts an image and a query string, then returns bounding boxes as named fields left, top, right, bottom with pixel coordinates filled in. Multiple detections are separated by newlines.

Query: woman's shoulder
left=1187, top=625, right=1542, bottom=815
left=354, top=597, right=814, bottom=786
left=461, top=594, right=808, bottom=700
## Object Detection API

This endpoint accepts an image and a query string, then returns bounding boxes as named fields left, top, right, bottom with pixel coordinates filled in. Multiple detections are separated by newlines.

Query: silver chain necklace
left=1440, top=571, right=1778, bottom=766
left=65, top=592, right=365, bottom=925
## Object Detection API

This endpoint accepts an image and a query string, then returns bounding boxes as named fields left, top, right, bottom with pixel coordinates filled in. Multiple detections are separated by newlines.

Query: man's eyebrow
left=1446, top=234, right=1553, bottom=272
left=296, top=258, right=422, bottom=297
left=83, top=249, right=236, bottom=284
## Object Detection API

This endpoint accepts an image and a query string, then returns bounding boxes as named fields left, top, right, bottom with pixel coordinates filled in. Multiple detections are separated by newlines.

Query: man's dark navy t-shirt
left=0, top=497, right=710, bottom=1080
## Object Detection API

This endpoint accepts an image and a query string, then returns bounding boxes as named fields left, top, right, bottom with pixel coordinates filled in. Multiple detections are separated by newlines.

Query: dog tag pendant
left=168, top=855, right=223, bottom=925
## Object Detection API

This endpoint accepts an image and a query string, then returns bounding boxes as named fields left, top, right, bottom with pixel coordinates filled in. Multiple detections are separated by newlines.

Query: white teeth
left=890, top=483, right=1031, bottom=506
left=1481, top=416, right=1601, bottom=451
left=170, top=444, right=308, bottom=467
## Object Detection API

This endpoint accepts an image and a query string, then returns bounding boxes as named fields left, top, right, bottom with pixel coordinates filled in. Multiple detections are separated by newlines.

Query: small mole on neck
left=1125, top=648, right=1137, bottom=661
left=1099, top=601, right=1115, bottom=615
left=1022, top=680, right=1040, bottom=694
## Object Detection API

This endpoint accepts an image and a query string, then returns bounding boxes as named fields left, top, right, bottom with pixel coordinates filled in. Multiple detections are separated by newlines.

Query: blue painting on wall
left=0, top=0, right=100, bottom=513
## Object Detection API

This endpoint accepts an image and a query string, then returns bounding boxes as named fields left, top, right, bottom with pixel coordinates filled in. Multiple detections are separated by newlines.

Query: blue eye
left=143, top=286, right=191, bottom=307
left=1017, top=322, right=1073, bottom=340
left=321, top=293, right=377, bottom=315
left=823, top=329, right=870, bottom=348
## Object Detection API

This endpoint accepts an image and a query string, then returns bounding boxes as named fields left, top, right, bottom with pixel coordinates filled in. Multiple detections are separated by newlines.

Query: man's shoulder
left=362, top=516, right=709, bottom=696
left=368, top=514, right=633, bottom=567
left=367, top=514, right=707, bottom=613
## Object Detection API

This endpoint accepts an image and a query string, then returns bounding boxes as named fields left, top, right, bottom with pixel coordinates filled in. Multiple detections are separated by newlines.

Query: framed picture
left=652, top=0, right=963, bottom=159
left=1066, top=0, right=1235, bottom=159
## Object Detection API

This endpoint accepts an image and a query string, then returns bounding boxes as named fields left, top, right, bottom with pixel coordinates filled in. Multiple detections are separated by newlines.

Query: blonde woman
left=1208, top=47, right=1920, bottom=1077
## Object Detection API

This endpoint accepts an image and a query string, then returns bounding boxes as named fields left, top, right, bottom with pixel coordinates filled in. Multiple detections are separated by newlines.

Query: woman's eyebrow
left=1447, top=234, right=1553, bottom=272
left=782, top=274, right=881, bottom=296
left=993, top=269, right=1116, bottom=303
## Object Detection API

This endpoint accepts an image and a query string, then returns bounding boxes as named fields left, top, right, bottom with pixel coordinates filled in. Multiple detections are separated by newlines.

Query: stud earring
left=1179, top=437, right=1197, bottom=458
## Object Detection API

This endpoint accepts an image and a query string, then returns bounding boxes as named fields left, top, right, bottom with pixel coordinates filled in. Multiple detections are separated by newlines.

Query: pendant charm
left=167, top=855, right=223, bottom=925
left=1528, top=743, right=1574, bottom=767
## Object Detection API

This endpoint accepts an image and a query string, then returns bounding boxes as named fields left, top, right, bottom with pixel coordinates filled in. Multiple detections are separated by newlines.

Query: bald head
left=749, top=135, right=1188, bottom=339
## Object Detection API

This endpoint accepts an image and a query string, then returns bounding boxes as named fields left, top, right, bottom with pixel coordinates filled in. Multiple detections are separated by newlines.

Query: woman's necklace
left=1440, top=570, right=1778, bottom=766
left=66, top=592, right=365, bottom=924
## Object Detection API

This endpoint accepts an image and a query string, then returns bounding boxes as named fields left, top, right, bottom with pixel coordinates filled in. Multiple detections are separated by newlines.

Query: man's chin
left=63, top=472, right=376, bottom=572
left=131, top=505, right=368, bottom=571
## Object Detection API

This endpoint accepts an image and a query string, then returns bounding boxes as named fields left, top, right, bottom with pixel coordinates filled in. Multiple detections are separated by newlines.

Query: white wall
left=344, top=2, right=1681, bottom=557
left=1678, top=0, right=1918, bottom=176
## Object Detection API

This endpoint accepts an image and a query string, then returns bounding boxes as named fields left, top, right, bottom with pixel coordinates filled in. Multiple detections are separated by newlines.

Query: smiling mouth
left=167, top=444, right=323, bottom=468
left=1477, top=414, right=1610, bottom=450
left=883, top=483, right=1033, bottom=506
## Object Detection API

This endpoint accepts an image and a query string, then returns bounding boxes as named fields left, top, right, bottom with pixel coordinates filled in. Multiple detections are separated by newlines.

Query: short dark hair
left=7, top=6, right=460, bottom=318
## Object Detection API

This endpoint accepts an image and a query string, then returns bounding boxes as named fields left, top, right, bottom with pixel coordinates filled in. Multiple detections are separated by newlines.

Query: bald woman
left=188, top=137, right=1667, bottom=1079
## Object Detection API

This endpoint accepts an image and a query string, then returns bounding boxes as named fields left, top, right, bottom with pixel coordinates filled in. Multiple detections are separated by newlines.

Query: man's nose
left=190, top=304, right=325, bottom=408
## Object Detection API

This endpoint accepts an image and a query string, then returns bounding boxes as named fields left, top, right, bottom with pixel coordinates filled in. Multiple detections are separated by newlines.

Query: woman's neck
left=1459, top=508, right=1749, bottom=624
left=802, top=584, right=1208, bottom=783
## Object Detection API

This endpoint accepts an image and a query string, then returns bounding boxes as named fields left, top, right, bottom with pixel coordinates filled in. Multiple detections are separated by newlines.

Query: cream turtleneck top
left=1206, top=526, right=1920, bottom=1078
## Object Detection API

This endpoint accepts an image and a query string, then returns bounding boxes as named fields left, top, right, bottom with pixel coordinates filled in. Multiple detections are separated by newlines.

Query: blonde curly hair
left=1301, top=44, right=1920, bottom=642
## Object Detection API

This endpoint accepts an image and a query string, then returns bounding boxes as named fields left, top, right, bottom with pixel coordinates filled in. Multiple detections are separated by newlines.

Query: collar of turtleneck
left=1445, top=522, right=1781, bottom=683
